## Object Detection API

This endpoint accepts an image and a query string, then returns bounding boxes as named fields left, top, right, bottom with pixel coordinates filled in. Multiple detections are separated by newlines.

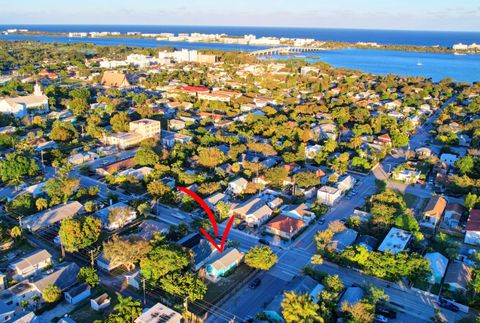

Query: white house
left=336, top=175, right=356, bottom=192
left=393, top=169, right=421, bottom=184
left=305, top=144, right=322, bottom=159
left=95, top=202, right=137, bottom=231
left=9, top=249, right=52, bottom=281
left=440, top=153, right=458, bottom=167
left=0, top=83, right=49, bottom=118
left=118, top=166, right=154, bottom=180
left=281, top=204, right=315, bottom=223
left=91, top=293, right=111, bottom=311
left=443, top=203, right=464, bottom=229
left=64, top=283, right=91, bottom=304
left=317, top=186, right=342, bottom=206
left=228, top=178, right=248, bottom=195
left=231, top=197, right=273, bottom=227
left=465, top=209, right=480, bottom=245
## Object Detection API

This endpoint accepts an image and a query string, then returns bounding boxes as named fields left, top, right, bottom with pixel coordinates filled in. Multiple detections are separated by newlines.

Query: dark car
left=375, top=307, right=397, bottom=319
left=259, top=239, right=270, bottom=245
left=318, top=218, right=326, bottom=225
left=238, top=222, right=247, bottom=230
left=249, top=278, right=261, bottom=289
left=438, top=299, right=459, bottom=312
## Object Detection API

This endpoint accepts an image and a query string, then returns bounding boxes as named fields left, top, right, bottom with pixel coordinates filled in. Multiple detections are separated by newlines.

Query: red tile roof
left=182, top=85, right=210, bottom=93
left=267, top=215, right=305, bottom=234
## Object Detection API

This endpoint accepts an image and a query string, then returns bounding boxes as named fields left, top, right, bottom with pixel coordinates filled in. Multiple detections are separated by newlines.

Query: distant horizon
left=2, top=23, right=480, bottom=34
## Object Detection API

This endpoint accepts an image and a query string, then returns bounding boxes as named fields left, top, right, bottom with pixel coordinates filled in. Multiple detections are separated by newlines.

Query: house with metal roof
left=444, top=262, right=472, bottom=292
left=21, top=201, right=83, bottom=232
left=206, top=248, right=243, bottom=281
left=9, top=249, right=52, bottom=281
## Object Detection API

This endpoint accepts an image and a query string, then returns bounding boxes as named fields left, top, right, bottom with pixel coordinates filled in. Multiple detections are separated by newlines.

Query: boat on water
left=454, top=52, right=466, bottom=56
left=417, top=61, right=423, bottom=66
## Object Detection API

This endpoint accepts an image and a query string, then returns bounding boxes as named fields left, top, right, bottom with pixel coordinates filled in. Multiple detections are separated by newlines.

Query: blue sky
left=1, top=0, right=479, bottom=31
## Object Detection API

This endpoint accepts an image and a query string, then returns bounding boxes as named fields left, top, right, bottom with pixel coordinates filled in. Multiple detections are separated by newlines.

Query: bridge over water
left=250, top=45, right=325, bottom=56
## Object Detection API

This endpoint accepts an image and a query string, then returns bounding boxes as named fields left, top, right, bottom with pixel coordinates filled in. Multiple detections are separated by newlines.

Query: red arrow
left=177, top=186, right=235, bottom=253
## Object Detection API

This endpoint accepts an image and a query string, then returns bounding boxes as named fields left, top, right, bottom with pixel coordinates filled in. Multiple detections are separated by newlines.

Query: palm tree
left=281, top=291, right=323, bottom=323
left=113, top=295, right=142, bottom=322
left=9, top=226, right=22, bottom=241
left=35, top=198, right=48, bottom=211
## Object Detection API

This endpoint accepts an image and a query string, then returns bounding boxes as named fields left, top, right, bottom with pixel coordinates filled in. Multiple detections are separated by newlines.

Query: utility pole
left=142, top=278, right=146, bottom=305
left=89, top=249, right=96, bottom=267
left=40, top=151, right=45, bottom=169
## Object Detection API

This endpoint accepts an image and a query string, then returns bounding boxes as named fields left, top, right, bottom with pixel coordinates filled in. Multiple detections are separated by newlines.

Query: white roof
left=377, top=227, right=412, bottom=254
left=134, top=302, right=182, bottom=323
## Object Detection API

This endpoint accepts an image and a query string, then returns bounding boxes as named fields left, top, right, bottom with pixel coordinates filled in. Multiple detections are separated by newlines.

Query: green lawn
left=190, top=264, right=255, bottom=316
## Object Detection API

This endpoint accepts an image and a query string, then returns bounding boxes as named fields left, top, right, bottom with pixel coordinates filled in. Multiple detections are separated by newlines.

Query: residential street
left=215, top=95, right=470, bottom=322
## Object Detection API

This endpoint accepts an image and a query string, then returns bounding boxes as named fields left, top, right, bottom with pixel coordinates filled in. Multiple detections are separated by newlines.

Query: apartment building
left=103, top=118, right=161, bottom=149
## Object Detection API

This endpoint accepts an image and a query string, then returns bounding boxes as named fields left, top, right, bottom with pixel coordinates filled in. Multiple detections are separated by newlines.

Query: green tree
left=160, top=272, right=207, bottom=302
left=69, top=97, right=90, bottom=116
left=110, top=112, right=130, bottom=133
left=456, top=156, right=475, bottom=176
left=5, top=194, right=36, bottom=217
left=44, top=176, right=80, bottom=204
left=264, top=166, right=288, bottom=188
left=197, top=147, right=225, bottom=168
left=216, top=201, right=231, bottom=222
left=311, top=254, right=324, bottom=265
left=103, top=236, right=151, bottom=271
left=134, top=146, right=159, bottom=166
left=0, top=153, right=39, bottom=183
left=50, top=120, right=78, bottom=142
left=294, top=171, right=320, bottom=188
left=42, top=284, right=62, bottom=303
left=147, top=181, right=174, bottom=204
left=69, top=87, right=91, bottom=101
left=341, top=302, right=374, bottom=323
left=465, top=193, right=478, bottom=210
left=323, top=275, right=344, bottom=293
left=392, top=132, right=409, bottom=147
left=107, top=295, right=143, bottom=323
left=281, top=291, right=323, bottom=323
left=35, top=198, right=48, bottom=211
left=140, top=243, right=191, bottom=285
left=244, top=246, right=278, bottom=270
left=59, top=216, right=102, bottom=252
left=9, top=226, right=22, bottom=240
left=78, top=267, right=100, bottom=288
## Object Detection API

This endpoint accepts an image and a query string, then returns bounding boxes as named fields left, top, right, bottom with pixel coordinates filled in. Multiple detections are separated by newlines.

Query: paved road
left=217, top=96, right=467, bottom=322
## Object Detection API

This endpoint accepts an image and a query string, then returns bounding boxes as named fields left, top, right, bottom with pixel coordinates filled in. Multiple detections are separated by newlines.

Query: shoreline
left=2, top=30, right=480, bottom=55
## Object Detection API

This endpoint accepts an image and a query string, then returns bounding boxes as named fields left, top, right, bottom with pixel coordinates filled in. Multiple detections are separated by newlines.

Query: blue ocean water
left=1, top=25, right=479, bottom=83
left=1, top=25, right=479, bottom=46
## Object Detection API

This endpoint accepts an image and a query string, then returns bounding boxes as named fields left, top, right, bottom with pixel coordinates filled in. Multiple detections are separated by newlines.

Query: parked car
left=249, top=278, right=261, bottom=289
left=374, top=315, right=388, bottom=322
left=259, top=239, right=270, bottom=245
left=238, top=222, right=247, bottom=231
left=437, top=298, right=459, bottom=312
left=318, top=218, right=325, bottom=225
left=375, top=307, right=397, bottom=319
